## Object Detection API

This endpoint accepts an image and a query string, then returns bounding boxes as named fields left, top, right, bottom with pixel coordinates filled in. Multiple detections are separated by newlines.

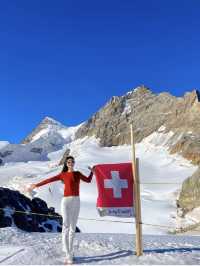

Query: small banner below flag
left=94, top=163, right=134, bottom=217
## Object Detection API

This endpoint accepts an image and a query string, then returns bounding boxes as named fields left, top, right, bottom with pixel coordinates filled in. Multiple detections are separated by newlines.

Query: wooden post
left=130, top=123, right=143, bottom=256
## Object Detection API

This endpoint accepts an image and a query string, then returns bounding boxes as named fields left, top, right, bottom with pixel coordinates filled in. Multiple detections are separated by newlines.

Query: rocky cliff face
left=178, top=167, right=200, bottom=214
left=167, top=90, right=200, bottom=164
left=75, top=86, right=200, bottom=165
left=76, top=87, right=173, bottom=146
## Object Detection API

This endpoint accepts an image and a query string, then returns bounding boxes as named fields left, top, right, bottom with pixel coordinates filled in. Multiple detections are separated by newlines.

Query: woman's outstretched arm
left=27, top=173, right=62, bottom=191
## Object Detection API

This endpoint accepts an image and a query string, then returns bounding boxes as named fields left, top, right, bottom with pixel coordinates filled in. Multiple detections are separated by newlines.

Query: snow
left=31, top=124, right=81, bottom=144
left=122, top=101, right=132, bottom=115
left=31, top=128, right=49, bottom=142
left=29, top=116, right=81, bottom=144
left=58, top=123, right=84, bottom=141
left=44, top=117, right=61, bottom=124
left=0, top=141, right=9, bottom=149
left=0, top=123, right=80, bottom=164
left=1, top=227, right=200, bottom=265
left=0, top=123, right=200, bottom=264
left=30, top=117, right=65, bottom=143
left=175, top=206, right=200, bottom=231
left=142, top=127, right=174, bottom=147
left=186, top=207, right=200, bottom=223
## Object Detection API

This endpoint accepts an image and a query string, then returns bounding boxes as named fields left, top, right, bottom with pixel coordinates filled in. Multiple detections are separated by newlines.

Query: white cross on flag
left=95, top=163, right=134, bottom=217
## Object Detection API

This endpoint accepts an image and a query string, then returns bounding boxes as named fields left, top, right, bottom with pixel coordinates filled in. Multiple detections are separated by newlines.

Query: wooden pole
left=130, top=123, right=143, bottom=256
left=135, top=158, right=143, bottom=256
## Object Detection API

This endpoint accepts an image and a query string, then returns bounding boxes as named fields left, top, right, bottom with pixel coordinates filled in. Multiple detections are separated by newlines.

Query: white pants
left=61, top=196, right=80, bottom=258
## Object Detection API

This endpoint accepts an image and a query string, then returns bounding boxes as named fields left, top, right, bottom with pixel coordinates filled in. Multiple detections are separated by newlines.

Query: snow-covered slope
left=28, top=117, right=82, bottom=144
left=0, top=125, right=197, bottom=235
left=22, top=116, right=68, bottom=143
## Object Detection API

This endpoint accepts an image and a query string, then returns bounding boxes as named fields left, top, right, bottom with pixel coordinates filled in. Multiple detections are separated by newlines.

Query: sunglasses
left=66, top=160, right=75, bottom=164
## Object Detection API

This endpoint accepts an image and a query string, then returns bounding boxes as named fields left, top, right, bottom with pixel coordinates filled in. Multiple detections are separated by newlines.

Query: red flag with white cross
left=94, top=163, right=134, bottom=217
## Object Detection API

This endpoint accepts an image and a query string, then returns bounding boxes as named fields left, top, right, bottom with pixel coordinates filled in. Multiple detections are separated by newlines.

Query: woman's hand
left=88, top=166, right=95, bottom=173
left=26, top=183, right=37, bottom=193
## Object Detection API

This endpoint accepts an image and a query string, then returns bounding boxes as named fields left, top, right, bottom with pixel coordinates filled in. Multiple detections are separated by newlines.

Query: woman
left=27, top=156, right=94, bottom=264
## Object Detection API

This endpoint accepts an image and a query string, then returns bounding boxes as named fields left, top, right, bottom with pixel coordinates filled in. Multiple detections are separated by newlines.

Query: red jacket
left=35, top=171, right=93, bottom=197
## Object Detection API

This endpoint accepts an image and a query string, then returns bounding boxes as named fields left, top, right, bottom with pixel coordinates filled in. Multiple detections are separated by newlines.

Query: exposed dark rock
left=30, top=148, right=43, bottom=154
left=32, top=197, right=49, bottom=214
left=0, top=187, right=80, bottom=233
left=0, top=150, right=13, bottom=158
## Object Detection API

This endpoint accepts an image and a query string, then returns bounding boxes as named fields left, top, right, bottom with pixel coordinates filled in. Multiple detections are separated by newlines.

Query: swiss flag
left=94, top=163, right=134, bottom=217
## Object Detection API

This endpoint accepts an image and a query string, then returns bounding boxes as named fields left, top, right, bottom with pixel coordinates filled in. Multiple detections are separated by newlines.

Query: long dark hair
left=62, top=156, right=75, bottom=172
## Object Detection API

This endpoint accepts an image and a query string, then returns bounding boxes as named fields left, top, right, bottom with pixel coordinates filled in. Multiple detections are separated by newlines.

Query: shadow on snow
left=73, top=247, right=200, bottom=264
left=144, top=247, right=200, bottom=254
left=74, top=250, right=133, bottom=264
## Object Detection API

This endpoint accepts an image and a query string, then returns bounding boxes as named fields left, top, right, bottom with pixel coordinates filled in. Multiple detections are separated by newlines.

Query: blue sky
left=1, top=0, right=200, bottom=143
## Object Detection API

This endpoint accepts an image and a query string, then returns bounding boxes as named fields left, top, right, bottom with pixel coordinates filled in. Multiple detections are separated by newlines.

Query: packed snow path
left=1, top=228, right=200, bottom=265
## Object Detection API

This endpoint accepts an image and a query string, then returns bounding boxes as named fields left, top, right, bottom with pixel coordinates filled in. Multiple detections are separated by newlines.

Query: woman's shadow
left=73, top=250, right=133, bottom=264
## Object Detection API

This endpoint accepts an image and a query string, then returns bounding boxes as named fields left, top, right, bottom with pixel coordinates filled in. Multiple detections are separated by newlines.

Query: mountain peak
left=126, top=85, right=152, bottom=96
left=134, top=85, right=151, bottom=93
left=41, top=116, right=63, bottom=126
left=21, top=116, right=66, bottom=144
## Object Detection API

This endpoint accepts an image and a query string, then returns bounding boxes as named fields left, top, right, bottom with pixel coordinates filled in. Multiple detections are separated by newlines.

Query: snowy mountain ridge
left=0, top=117, right=82, bottom=164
